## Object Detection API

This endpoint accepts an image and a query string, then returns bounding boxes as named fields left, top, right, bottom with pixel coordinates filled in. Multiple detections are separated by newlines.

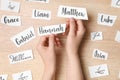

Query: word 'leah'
left=58, top=5, right=88, bottom=20
left=38, top=24, right=66, bottom=36
left=88, top=64, right=109, bottom=78
left=12, top=70, right=32, bottom=80
left=11, top=27, right=36, bottom=47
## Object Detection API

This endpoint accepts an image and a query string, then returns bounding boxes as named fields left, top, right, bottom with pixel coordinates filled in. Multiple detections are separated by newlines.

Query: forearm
left=42, top=65, right=56, bottom=80
left=67, top=53, right=84, bottom=80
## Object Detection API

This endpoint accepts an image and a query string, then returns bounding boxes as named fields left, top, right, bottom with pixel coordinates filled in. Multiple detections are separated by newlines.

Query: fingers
left=39, top=36, right=48, bottom=46
left=76, top=19, right=86, bottom=36
left=49, top=35, right=55, bottom=50
left=69, top=18, right=76, bottom=36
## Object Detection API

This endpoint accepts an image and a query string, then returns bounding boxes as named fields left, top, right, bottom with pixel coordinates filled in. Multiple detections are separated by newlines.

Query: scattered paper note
left=97, top=13, right=117, bottom=26
left=88, top=64, right=109, bottom=78
left=93, top=49, right=108, bottom=60
left=32, top=9, right=51, bottom=20
left=11, top=27, right=36, bottom=47
left=0, top=74, right=8, bottom=80
left=8, top=50, right=33, bottom=64
left=38, top=24, right=66, bottom=36
left=12, top=70, right=32, bottom=80
left=57, top=5, right=88, bottom=20
left=26, top=0, right=49, bottom=3
left=91, top=32, right=103, bottom=41
left=1, top=15, right=21, bottom=26
left=111, top=0, right=120, bottom=8
left=0, top=0, right=20, bottom=13
left=115, top=30, right=120, bottom=42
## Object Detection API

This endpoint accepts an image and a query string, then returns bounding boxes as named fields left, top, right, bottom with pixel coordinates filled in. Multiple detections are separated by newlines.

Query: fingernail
left=70, top=17, right=74, bottom=21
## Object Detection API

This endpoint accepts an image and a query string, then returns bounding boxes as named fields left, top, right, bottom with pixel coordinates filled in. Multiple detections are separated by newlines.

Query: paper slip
left=58, top=5, right=88, bottom=20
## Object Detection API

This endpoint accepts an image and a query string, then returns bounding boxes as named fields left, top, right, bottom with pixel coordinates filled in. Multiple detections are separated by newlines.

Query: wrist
left=43, top=66, right=56, bottom=80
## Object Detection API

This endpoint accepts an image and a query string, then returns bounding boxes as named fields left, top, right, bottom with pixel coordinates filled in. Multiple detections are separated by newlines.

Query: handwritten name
left=9, top=50, right=33, bottom=64
left=9, top=53, right=31, bottom=63
left=4, top=16, right=19, bottom=24
left=38, top=24, right=66, bottom=36
left=58, top=5, right=88, bottom=20
left=97, top=13, right=117, bottom=26
left=15, top=31, right=34, bottom=45
left=101, top=15, right=113, bottom=23
left=18, top=73, right=28, bottom=80
left=93, top=49, right=108, bottom=60
left=11, top=27, right=36, bottom=47
left=62, top=7, right=85, bottom=17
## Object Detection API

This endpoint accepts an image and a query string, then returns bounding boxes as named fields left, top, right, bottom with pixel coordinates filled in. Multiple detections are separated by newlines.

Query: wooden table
left=0, top=0, right=120, bottom=80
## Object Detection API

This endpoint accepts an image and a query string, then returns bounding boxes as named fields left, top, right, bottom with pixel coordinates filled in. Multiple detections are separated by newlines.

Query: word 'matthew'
left=58, top=5, right=88, bottom=20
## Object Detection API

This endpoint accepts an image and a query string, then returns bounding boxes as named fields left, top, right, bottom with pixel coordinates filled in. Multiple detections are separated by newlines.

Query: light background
left=0, top=0, right=120, bottom=80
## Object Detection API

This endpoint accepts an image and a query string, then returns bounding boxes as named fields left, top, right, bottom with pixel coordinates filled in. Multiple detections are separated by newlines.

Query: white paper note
left=1, top=15, right=21, bottom=26
left=88, top=64, right=109, bottom=78
left=38, top=24, right=66, bottom=36
left=0, top=74, right=8, bottom=80
left=8, top=50, right=33, bottom=64
left=26, top=0, right=49, bottom=3
left=11, top=27, right=36, bottom=47
left=57, top=5, right=88, bottom=20
left=91, top=32, right=103, bottom=41
left=111, top=0, right=120, bottom=8
left=93, top=49, right=108, bottom=60
left=12, top=70, right=32, bottom=80
left=32, top=9, right=51, bottom=20
left=115, top=31, right=120, bottom=42
left=97, top=13, right=117, bottom=26
left=0, top=0, right=20, bottom=13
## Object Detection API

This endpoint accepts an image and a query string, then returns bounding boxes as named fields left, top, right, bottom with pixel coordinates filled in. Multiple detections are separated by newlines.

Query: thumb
left=49, top=34, right=55, bottom=50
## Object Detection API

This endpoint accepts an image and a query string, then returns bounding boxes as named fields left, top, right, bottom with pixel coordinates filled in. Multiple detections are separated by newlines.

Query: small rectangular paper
left=11, top=27, right=36, bottom=47
left=115, top=31, right=120, bottom=42
left=8, top=50, right=33, bottom=64
left=26, top=0, right=49, bottom=3
left=57, top=5, right=88, bottom=20
left=88, top=64, right=109, bottom=78
left=97, top=13, right=117, bottom=26
left=93, top=49, right=108, bottom=60
left=12, top=70, right=32, bottom=80
left=91, top=32, right=103, bottom=41
left=1, top=15, right=21, bottom=26
left=0, top=74, right=8, bottom=80
left=0, top=0, right=20, bottom=13
left=32, top=9, right=51, bottom=20
left=111, top=0, right=120, bottom=8
left=38, top=24, right=66, bottom=36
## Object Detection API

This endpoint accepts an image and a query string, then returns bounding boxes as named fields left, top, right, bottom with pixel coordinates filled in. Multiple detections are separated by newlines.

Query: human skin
left=37, top=18, right=85, bottom=80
